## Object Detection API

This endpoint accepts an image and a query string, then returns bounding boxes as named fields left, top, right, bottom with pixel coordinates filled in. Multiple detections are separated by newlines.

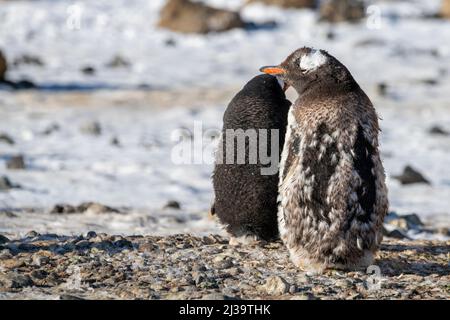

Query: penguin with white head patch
left=212, top=74, right=291, bottom=244
left=261, top=47, right=389, bottom=273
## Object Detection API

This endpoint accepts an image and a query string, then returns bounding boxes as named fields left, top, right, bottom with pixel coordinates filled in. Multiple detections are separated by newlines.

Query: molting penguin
left=212, top=74, right=291, bottom=244
left=261, top=47, right=389, bottom=273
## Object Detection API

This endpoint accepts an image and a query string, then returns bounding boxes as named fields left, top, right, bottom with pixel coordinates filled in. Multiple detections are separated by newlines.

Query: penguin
left=212, top=74, right=291, bottom=245
left=260, top=47, right=389, bottom=273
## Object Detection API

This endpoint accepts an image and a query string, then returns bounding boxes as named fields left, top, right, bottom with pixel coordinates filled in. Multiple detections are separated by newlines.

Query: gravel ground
left=0, top=232, right=448, bottom=300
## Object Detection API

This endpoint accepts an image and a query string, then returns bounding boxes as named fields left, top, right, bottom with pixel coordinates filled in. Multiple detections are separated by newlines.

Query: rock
left=393, top=166, right=430, bottom=185
left=376, top=82, right=388, bottom=97
left=0, top=176, right=19, bottom=191
left=385, top=229, right=408, bottom=239
left=441, top=0, right=450, bottom=19
left=319, top=0, right=365, bottom=23
left=163, top=200, right=181, bottom=210
left=82, top=202, right=120, bottom=215
left=429, top=126, right=449, bottom=136
left=0, top=210, right=17, bottom=218
left=260, top=275, right=289, bottom=295
left=50, top=204, right=78, bottom=214
left=51, top=202, right=119, bottom=215
left=80, top=121, right=102, bottom=136
left=86, top=231, right=97, bottom=239
left=0, top=272, right=34, bottom=289
left=0, top=50, right=7, bottom=81
left=13, top=54, right=44, bottom=67
left=245, top=0, right=315, bottom=8
left=25, top=230, right=40, bottom=238
left=158, top=0, right=245, bottom=34
left=0, top=249, right=13, bottom=260
left=386, top=213, right=423, bottom=231
left=81, top=66, right=96, bottom=75
left=31, top=254, right=50, bottom=267
left=0, top=133, right=15, bottom=145
left=6, top=155, right=26, bottom=170
left=106, top=55, right=130, bottom=68
left=437, top=227, right=449, bottom=236
left=111, top=136, right=121, bottom=146
left=0, top=234, right=10, bottom=245
left=42, top=123, right=60, bottom=135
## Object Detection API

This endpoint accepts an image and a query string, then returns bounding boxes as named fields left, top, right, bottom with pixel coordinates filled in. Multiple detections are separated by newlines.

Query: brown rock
left=0, top=50, right=6, bottom=81
left=158, top=0, right=245, bottom=34
left=6, top=155, right=26, bottom=170
left=246, top=0, right=315, bottom=8
left=319, top=0, right=365, bottom=23
left=441, top=0, right=450, bottom=19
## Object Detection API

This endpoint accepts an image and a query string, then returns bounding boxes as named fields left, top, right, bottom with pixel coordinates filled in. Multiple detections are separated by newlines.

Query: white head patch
left=299, top=49, right=327, bottom=71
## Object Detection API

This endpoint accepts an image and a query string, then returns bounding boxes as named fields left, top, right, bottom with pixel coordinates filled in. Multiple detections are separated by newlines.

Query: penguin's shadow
left=376, top=243, right=449, bottom=277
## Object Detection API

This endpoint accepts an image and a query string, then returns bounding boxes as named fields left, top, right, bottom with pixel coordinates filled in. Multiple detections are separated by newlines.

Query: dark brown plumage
left=212, top=74, right=291, bottom=244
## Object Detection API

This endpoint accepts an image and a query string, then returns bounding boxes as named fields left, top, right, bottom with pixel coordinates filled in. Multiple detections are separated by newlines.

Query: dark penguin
left=212, top=74, right=291, bottom=244
left=261, top=47, right=388, bottom=273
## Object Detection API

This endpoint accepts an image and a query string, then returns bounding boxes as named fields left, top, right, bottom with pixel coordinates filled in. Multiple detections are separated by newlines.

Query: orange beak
left=259, top=65, right=286, bottom=76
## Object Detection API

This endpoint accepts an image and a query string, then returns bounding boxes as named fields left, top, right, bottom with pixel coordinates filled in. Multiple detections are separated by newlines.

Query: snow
left=0, top=0, right=449, bottom=239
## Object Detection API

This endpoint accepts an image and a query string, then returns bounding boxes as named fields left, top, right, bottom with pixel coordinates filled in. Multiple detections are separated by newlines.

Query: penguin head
left=260, top=47, right=354, bottom=95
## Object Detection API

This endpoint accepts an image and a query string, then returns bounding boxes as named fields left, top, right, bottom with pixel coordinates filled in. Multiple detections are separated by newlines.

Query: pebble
left=393, top=166, right=430, bottom=185
left=80, top=121, right=102, bottom=135
left=261, top=276, right=289, bottom=296
left=0, top=234, right=10, bottom=244
left=0, top=233, right=447, bottom=300
left=25, top=230, right=40, bottom=238
left=429, top=126, right=449, bottom=136
left=163, top=200, right=181, bottom=210
left=0, top=176, right=14, bottom=190
left=0, top=272, right=33, bottom=288
left=6, top=155, right=26, bottom=170
left=0, top=133, right=15, bottom=145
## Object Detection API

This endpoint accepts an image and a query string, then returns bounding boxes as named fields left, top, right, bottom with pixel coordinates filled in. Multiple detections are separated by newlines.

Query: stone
left=319, top=0, right=365, bottom=23
left=80, top=121, right=102, bottom=136
left=82, top=202, right=120, bottom=215
left=386, top=229, right=408, bottom=239
left=0, top=234, right=10, bottom=245
left=429, top=126, right=449, bottom=136
left=81, top=66, right=96, bottom=75
left=31, top=254, right=50, bottom=267
left=441, top=0, right=450, bottom=19
left=376, top=82, right=388, bottom=97
left=260, top=275, right=289, bottom=295
left=13, top=54, right=44, bottom=67
left=25, top=230, right=40, bottom=238
left=106, top=55, right=130, bottom=68
left=158, top=0, right=245, bottom=34
left=0, top=272, right=34, bottom=288
left=0, top=50, right=7, bottom=81
left=245, top=0, right=315, bottom=8
left=393, top=166, right=430, bottom=185
left=6, top=155, right=26, bottom=170
left=163, top=200, right=181, bottom=210
left=0, top=133, right=15, bottom=145
left=0, top=176, right=15, bottom=191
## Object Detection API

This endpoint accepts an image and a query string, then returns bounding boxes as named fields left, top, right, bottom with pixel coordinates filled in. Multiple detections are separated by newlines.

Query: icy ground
left=0, top=0, right=449, bottom=239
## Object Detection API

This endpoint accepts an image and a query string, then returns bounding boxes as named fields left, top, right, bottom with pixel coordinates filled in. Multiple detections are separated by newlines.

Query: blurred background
left=0, top=0, right=449, bottom=240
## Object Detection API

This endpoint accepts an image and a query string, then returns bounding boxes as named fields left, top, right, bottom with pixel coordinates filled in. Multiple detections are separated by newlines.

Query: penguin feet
left=228, top=233, right=260, bottom=246
left=333, top=250, right=375, bottom=272
left=288, top=247, right=327, bottom=275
